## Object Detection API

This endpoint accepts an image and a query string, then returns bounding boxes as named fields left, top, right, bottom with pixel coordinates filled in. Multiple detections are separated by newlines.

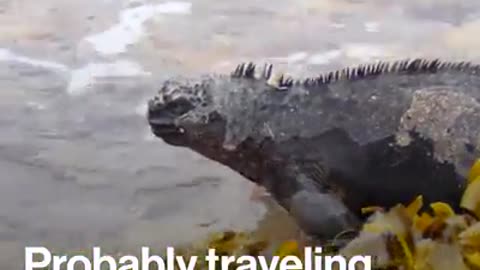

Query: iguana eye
left=166, top=97, right=194, bottom=116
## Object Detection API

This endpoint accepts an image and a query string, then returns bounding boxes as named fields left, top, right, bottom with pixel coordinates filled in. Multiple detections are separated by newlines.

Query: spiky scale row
left=231, top=62, right=273, bottom=80
left=231, top=58, right=480, bottom=90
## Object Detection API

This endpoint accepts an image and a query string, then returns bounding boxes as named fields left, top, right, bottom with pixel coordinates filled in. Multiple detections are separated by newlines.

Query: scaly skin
left=146, top=59, right=480, bottom=239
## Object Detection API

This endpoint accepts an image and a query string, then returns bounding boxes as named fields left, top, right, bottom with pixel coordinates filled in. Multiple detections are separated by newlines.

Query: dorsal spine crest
left=230, top=59, right=480, bottom=90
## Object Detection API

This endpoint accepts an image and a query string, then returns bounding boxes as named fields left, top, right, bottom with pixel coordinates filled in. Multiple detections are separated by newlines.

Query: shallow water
left=1, top=0, right=480, bottom=267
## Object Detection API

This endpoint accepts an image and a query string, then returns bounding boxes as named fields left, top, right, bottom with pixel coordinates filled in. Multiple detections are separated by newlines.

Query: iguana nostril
left=147, top=98, right=164, bottom=111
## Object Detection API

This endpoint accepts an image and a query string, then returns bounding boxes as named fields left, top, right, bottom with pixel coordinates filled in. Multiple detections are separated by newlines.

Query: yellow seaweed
left=415, top=241, right=469, bottom=270
left=430, top=202, right=455, bottom=219
left=460, top=222, right=480, bottom=250
left=395, top=233, right=414, bottom=269
left=461, top=179, right=480, bottom=219
left=406, top=195, right=423, bottom=218
left=468, top=159, right=480, bottom=183
left=274, top=240, right=301, bottom=258
left=464, top=252, right=480, bottom=269
left=361, top=206, right=384, bottom=215
left=413, top=212, right=434, bottom=234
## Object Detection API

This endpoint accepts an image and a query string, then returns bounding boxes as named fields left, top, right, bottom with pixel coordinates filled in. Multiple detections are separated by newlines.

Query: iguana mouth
left=149, top=122, right=180, bottom=135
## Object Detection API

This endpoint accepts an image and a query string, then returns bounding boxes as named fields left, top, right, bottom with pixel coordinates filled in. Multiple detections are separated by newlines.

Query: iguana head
left=147, top=63, right=280, bottom=154
left=147, top=75, right=216, bottom=147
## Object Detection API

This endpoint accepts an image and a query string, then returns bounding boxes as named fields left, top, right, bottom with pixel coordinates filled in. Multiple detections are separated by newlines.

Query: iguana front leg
left=261, top=160, right=360, bottom=241
left=289, top=188, right=360, bottom=242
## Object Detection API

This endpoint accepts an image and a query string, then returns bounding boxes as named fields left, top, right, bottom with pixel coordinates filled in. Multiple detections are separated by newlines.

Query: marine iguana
left=146, top=59, right=480, bottom=239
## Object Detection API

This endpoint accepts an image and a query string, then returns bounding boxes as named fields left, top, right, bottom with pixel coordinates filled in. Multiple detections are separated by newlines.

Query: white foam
left=85, top=1, right=192, bottom=55
left=269, top=52, right=308, bottom=64
left=153, top=1, right=192, bottom=13
left=0, top=48, right=69, bottom=72
left=286, top=52, right=308, bottom=63
left=308, top=50, right=342, bottom=65
left=343, top=43, right=387, bottom=62
left=67, top=60, right=151, bottom=95
left=364, top=21, right=380, bottom=32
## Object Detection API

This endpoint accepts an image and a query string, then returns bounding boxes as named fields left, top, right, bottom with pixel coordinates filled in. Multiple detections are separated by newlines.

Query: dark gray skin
left=147, top=59, right=480, bottom=239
